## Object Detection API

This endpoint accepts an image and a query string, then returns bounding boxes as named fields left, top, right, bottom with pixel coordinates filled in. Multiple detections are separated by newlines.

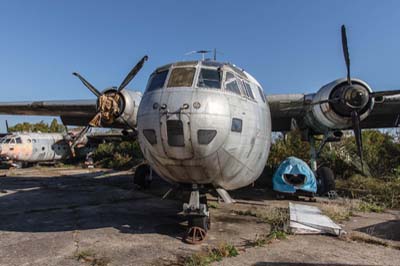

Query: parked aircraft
left=0, top=127, right=130, bottom=168
left=0, top=25, right=399, bottom=243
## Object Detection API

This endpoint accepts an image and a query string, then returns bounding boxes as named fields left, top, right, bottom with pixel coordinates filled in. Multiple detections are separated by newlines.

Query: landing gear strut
left=183, top=185, right=210, bottom=244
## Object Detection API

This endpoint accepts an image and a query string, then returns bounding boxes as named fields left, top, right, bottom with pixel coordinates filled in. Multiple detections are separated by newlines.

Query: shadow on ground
left=357, top=220, right=400, bottom=241
left=0, top=170, right=186, bottom=240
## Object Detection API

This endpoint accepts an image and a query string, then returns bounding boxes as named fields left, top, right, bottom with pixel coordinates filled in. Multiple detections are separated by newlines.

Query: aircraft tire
left=316, top=166, right=335, bottom=195
left=134, top=164, right=151, bottom=189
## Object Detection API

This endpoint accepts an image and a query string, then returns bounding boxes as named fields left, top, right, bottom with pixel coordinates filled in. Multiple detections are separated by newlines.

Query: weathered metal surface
left=137, top=61, right=271, bottom=190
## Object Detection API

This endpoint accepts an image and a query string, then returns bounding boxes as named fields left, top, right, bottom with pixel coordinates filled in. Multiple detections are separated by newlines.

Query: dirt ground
left=0, top=167, right=399, bottom=266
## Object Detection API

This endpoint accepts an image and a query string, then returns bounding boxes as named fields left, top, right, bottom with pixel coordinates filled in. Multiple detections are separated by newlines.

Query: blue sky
left=1, top=0, right=400, bottom=132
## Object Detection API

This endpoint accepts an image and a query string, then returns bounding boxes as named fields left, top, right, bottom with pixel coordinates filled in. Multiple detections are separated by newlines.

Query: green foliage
left=93, top=140, right=143, bottom=170
left=267, top=130, right=400, bottom=179
left=8, top=119, right=65, bottom=133
left=336, top=175, right=400, bottom=209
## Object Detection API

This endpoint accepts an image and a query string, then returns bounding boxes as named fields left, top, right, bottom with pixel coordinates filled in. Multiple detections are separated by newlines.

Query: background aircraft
left=0, top=123, right=132, bottom=168
left=0, top=26, right=399, bottom=244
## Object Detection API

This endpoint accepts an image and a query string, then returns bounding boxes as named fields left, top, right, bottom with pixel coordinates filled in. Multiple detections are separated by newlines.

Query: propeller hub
left=343, top=85, right=369, bottom=109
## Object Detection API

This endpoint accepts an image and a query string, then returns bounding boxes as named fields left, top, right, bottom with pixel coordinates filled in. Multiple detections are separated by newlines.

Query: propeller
left=69, top=55, right=148, bottom=155
left=340, top=25, right=366, bottom=172
left=339, top=25, right=400, bottom=172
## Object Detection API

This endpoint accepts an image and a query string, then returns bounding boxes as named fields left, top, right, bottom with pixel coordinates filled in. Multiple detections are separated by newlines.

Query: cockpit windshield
left=146, top=70, right=169, bottom=92
left=197, top=68, right=221, bottom=89
left=167, top=67, right=196, bottom=88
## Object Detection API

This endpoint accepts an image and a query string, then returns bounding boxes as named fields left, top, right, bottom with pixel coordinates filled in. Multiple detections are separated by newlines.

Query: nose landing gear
left=183, top=185, right=210, bottom=244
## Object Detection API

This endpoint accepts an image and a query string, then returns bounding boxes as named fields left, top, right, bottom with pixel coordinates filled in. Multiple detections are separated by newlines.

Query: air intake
left=167, top=120, right=185, bottom=147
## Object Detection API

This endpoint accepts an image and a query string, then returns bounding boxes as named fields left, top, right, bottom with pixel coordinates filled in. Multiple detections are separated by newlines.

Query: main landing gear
left=183, top=185, right=210, bottom=244
left=309, top=133, right=337, bottom=197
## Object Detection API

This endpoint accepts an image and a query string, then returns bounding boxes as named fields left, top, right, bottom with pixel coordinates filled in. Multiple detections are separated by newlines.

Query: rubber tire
left=316, top=166, right=335, bottom=196
left=134, top=164, right=151, bottom=189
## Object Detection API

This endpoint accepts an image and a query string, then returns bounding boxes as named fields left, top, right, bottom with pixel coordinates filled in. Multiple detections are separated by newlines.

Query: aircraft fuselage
left=137, top=60, right=271, bottom=190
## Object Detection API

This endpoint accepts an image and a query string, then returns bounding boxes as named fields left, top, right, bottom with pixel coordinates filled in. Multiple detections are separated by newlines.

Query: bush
left=93, top=141, right=143, bottom=170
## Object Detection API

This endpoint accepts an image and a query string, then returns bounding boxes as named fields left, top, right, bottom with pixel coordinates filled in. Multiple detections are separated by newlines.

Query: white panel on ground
left=289, top=202, right=344, bottom=236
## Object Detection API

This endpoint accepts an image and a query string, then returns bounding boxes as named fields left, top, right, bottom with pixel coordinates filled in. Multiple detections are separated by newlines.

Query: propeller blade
left=72, top=72, right=102, bottom=98
left=371, top=90, right=400, bottom=98
left=341, top=25, right=352, bottom=85
left=5, top=120, right=9, bottom=133
left=117, top=55, right=148, bottom=92
left=351, top=110, right=364, bottom=173
left=70, top=125, right=91, bottom=153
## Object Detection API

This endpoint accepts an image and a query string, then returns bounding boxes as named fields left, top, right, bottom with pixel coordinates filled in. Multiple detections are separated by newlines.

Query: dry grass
left=74, top=249, right=110, bottom=266
left=179, top=243, right=239, bottom=266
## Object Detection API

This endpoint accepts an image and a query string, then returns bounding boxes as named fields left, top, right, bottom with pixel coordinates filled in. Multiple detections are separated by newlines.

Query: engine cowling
left=99, top=88, right=142, bottom=129
left=304, top=78, right=374, bottom=133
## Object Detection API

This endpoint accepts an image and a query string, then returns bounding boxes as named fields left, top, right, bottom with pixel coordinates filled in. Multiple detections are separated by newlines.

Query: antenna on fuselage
left=5, top=120, right=9, bottom=133
left=185, top=50, right=211, bottom=60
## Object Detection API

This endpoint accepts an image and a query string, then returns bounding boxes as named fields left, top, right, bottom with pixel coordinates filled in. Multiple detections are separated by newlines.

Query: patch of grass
left=182, top=243, right=239, bottom=266
left=233, top=207, right=289, bottom=232
left=357, top=201, right=384, bottom=213
left=267, top=230, right=287, bottom=240
left=208, top=202, right=219, bottom=209
left=232, top=209, right=258, bottom=217
left=321, top=198, right=385, bottom=222
left=336, top=174, right=400, bottom=209
left=74, top=249, right=110, bottom=266
left=320, top=202, right=353, bottom=222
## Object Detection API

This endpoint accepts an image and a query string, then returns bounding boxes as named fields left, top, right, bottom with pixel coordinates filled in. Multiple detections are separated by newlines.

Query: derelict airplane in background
left=0, top=125, right=129, bottom=168
left=0, top=25, right=399, bottom=243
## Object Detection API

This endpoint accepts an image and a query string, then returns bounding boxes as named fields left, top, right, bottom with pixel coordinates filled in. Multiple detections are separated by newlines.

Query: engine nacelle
left=304, top=78, right=374, bottom=133
left=100, top=88, right=142, bottom=129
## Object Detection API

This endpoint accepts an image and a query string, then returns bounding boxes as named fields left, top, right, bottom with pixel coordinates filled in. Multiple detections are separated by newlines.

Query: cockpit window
left=242, top=81, right=255, bottom=100
left=0, top=138, right=5, bottom=143
left=4, top=138, right=11, bottom=144
left=167, top=67, right=196, bottom=87
left=197, top=68, right=221, bottom=89
left=225, top=72, right=241, bottom=95
left=16, top=137, right=22, bottom=144
left=257, top=86, right=266, bottom=103
left=10, top=138, right=15, bottom=144
left=146, top=70, right=169, bottom=92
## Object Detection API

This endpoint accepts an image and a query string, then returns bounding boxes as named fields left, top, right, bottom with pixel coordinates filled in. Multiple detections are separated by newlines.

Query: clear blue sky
left=1, top=0, right=400, bottom=132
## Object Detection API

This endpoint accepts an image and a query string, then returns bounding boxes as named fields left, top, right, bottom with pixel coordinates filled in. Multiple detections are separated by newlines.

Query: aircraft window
left=10, top=138, right=16, bottom=144
left=4, top=138, right=11, bottom=144
left=27, top=139, right=32, bottom=143
left=0, top=138, right=5, bottom=143
left=167, top=120, right=185, bottom=147
left=32, top=139, right=37, bottom=143
left=42, top=147, right=45, bottom=151
left=257, top=86, right=266, bottom=103
left=16, top=137, right=22, bottom=144
left=243, top=81, right=255, bottom=100
left=231, top=118, right=242, bottom=133
left=225, top=72, right=241, bottom=95
left=167, top=67, right=196, bottom=88
left=197, top=68, right=221, bottom=89
left=143, top=129, right=157, bottom=145
left=146, top=70, right=169, bottom=92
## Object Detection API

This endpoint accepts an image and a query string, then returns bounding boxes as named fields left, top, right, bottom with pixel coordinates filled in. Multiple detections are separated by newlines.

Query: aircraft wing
left=0, top=99, right=98, bottom=127
left=267, top=94, right=400, bottom=132
left=267, top=94, right=307, bottom=132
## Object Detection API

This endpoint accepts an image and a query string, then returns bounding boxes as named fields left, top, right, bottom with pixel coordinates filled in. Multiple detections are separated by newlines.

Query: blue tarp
left=272, top=156, right=317, bottom=194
